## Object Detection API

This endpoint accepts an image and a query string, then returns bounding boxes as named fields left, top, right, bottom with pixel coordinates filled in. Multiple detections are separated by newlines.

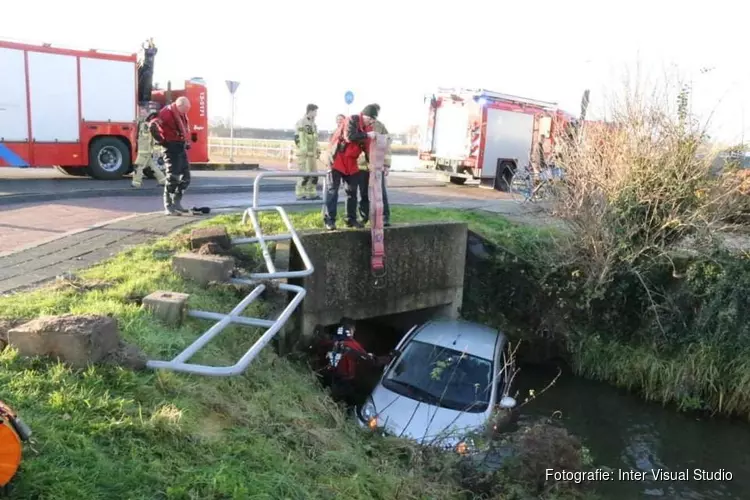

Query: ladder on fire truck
left=145, top=171, right=327, bottom=376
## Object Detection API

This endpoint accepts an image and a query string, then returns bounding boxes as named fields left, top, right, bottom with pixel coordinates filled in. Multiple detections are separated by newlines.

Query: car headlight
left=359, top=401, right=378, bottom=430
left=499, top=396, right=517, bottom=409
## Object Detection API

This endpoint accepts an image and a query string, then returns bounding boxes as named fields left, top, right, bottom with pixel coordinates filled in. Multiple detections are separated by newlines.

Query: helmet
left=333, top=317, right=355, bottom=341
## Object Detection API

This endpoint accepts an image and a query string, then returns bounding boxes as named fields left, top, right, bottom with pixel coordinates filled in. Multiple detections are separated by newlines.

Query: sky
left=3, top=0, right=748, bottom=141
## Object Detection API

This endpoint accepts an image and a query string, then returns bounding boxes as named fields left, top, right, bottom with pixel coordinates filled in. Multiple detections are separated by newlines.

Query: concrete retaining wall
left=286, top=222, right=468, bottom=348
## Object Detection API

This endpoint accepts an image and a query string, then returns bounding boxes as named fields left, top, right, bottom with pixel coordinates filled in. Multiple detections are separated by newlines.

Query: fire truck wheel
left=449, top=176, right=467, bottom=185
left=88, top=137, right=132, bottom=180
left=55, top=166, right=90, bottom=177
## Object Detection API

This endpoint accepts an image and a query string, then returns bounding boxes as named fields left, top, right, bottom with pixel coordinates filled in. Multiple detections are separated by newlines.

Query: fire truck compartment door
left=482, top=109, right=535, bottom=178
left=0, top=48, right=29, bottom=141
left=28, top=52, right=79, bottom=142
left=433, top=101, right=469, bottom=160
left=80, top=57, right=136, bottom=123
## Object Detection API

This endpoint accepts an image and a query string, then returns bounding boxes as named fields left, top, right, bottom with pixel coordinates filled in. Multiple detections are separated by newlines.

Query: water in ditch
left=339, top=318, right=750, bottom=499
left=518, top=366, right=750, bottom=499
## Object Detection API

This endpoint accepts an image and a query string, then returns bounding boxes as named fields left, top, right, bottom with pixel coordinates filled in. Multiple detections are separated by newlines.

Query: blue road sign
left=226, top=80, right=240, bottom=94
left=344, top=91, right=354, bottom=105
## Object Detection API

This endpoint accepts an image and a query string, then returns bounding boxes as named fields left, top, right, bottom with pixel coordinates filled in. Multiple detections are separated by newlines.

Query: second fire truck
left=418, top=88, right=576, bottom=188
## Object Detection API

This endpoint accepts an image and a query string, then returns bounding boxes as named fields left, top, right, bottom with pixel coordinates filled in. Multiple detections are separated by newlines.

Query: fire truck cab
left=0, top=38, right=208, bottom=180
left=418, top=88, right=570, bottom=188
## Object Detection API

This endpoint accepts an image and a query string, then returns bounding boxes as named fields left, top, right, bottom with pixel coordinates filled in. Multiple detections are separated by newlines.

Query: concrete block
left=142, top=291, right=190, bottom=325
left=190, top=226, right=231, bottom=251
left=7, top=315, right=120, bottom=368
left=173, top=253, right=235, bottom=286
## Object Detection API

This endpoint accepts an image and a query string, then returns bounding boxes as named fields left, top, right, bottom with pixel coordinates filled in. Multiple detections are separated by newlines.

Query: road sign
left=226, top=80, right=240, bottom=94
left=344, top=91, right=354, bottom=105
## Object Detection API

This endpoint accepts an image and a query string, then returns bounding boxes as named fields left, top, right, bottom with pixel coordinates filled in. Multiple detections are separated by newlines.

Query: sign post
left=344, top=90, right=354, bottom=115
left=226, top=80, right=241, bottom=162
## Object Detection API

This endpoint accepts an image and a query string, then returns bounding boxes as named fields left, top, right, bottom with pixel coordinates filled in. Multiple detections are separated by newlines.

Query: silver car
left=357, top=319, right=516, bottom=451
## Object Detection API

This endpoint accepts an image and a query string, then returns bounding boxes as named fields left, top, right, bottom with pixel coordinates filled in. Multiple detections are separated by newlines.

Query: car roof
left=410, top=319, right=503, bottom=361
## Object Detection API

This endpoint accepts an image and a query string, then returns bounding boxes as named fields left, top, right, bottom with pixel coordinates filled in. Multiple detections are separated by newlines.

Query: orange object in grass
left=0, top=402, right=22, bottom=487
left=455, top=441, right=469, bottom=455
left=368, top=417, right=378, bottom=430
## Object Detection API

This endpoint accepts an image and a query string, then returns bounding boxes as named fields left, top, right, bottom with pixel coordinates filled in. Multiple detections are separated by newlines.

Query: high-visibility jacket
left=137, top=121, right=157, bottom=154
left=295, top=115, right=319, bottom=158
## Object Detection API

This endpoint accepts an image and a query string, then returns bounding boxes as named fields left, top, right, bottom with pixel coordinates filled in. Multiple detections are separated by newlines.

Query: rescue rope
left=368, top=134, right=388, bottom=285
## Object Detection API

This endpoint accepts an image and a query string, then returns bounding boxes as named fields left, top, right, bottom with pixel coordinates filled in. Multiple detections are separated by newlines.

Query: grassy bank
left=0, top=207, right=584, bottom=500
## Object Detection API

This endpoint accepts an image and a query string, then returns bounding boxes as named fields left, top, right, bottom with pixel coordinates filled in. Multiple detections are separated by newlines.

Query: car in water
left=357, top=319, right=516, bottom=453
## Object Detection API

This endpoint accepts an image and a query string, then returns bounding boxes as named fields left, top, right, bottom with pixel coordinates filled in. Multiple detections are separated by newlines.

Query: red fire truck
left=0, top=38, right=208, bottom=180
left=418, top=88, right=574, bottom=188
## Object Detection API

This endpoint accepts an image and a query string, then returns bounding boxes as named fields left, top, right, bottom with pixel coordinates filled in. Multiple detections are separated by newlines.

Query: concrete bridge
left=275, top=222, right=468, bottom=350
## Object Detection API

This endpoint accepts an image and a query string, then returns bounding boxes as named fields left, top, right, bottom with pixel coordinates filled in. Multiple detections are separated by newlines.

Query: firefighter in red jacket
left=149, top=97, right=198, bottom=216
left=318, top=318, right=395, bottom=408
left=324, top=105, right=378, bottom=231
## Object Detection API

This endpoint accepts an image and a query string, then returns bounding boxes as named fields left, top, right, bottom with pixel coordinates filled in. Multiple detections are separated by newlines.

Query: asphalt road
left=0, top=168, right=443, bottom=205
left=0, top=178, right=546, bottom=255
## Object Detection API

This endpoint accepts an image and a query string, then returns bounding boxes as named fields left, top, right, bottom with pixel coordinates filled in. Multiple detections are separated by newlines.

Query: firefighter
left=294, top=104, right=321, bottom=200
left=325, top=105, right=378, bottom=231
left=316, top=318, right=394, bottom=409
left=149, top=97, right=198, bottom=216
left=356, top=103, right=392, bottom=227
left=132, top=112, right=167, bottom=188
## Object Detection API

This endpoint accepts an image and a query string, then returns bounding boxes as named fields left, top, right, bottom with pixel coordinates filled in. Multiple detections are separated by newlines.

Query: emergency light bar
left=434, top=87, right=558, bottom=110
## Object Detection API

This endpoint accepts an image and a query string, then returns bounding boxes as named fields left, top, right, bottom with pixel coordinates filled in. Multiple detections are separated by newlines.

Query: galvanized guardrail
left=146, top=171, right=327, bottom=376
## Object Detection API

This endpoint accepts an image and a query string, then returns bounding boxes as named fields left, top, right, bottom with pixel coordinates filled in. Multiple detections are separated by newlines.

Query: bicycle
left=508, top=165, right=565, bottom=203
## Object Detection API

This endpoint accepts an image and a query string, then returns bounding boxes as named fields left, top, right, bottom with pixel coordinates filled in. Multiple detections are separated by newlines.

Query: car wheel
left=87, top=137, right=131, bottom=180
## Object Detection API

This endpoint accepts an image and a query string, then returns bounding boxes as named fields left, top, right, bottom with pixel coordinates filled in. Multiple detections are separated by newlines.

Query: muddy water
left=518, top=367, right=750, bottom=499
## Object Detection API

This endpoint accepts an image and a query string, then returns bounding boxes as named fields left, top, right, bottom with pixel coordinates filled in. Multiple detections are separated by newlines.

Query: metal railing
left=145, top=170, right=326, bottom=376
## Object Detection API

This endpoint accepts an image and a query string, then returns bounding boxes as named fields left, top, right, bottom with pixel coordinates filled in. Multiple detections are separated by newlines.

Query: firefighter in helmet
left=132, top=110, right=167, bottom=188
left=294, top=104, right=321, bottom=200
left=315, top=318, right=396, bottom=409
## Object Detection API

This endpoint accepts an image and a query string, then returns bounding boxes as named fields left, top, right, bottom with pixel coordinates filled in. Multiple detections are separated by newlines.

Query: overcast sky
left=4, top=0, right=748, bottom=141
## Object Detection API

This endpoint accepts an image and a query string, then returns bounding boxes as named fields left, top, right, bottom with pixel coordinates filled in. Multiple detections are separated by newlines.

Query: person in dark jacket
left=323, top=105, right=378, bottom=230
left=149, top=97, right=198, bottom=216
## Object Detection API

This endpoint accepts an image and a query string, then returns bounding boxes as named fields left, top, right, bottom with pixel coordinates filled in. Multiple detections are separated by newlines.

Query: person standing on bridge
left=324, top=105, right=378, bottom=230
left=356, top=104, right=392, bottom=227
left=150, top=96, right=198, bottom=216
left=294, top=104, right=321, bottom=201
left=132, top=111, right=167, bottom=188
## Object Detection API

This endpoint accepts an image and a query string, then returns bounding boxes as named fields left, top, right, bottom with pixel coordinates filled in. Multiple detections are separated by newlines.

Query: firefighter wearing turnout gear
left=315, top=318, right=396, bottom=410
left=357, top=104, right=392, bottom=226
left=132, top=113, right=167, bottom=188
left=294, top=104, right=321, bottom=200
left=150, top=97, right=198, bottom=216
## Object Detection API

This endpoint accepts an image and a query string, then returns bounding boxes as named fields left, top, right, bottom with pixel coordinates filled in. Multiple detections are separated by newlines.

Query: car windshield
left=382, top=340, right=493, bottom=413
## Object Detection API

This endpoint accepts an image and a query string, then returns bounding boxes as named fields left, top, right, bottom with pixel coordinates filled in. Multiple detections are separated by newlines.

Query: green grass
left=0, top=207, right=554, bottom=500
left=571, top=335, right=750, bottom=417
